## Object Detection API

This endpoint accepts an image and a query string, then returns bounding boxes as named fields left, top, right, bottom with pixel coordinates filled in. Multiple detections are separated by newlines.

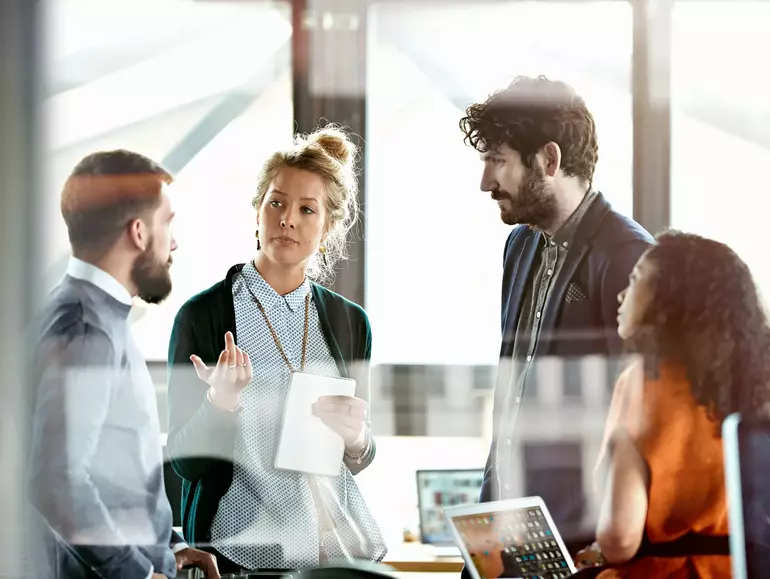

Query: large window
left=41, top=0, right=293, bottom=360
left=365, top=1, right=633, bottom=366
left=671, top=1, right=770, bottom=302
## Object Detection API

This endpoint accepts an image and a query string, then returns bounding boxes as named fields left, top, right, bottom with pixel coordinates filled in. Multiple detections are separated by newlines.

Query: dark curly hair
left=636, top=230, right=770, bottom=423
left=459, top=75, right=598, bottom=184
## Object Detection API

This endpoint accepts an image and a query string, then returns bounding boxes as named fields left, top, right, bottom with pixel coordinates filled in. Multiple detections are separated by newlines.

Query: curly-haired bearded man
left=458, top=75, right=653, bottom=571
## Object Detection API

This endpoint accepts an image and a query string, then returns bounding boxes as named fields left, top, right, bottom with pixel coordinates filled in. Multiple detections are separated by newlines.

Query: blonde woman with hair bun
left=166, top=125, right=386, bottom=574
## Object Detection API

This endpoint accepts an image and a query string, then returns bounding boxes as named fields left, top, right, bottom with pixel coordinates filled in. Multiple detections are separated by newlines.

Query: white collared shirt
left=66, top=257, right=133, bottom=306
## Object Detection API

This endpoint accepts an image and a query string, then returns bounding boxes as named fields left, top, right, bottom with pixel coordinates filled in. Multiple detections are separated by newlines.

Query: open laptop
left=416, top=469, right=484, bottom=556
left=723, top=413, right=770, bottom=579
left=444, top=496, right=576, bottom=579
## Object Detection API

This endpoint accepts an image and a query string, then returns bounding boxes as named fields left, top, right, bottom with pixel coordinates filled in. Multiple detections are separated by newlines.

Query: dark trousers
left=201, top=545, right=293, bottom=577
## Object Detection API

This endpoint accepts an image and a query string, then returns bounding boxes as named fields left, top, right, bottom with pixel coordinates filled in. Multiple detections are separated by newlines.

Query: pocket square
left=565, top=282, right=588, bottom=303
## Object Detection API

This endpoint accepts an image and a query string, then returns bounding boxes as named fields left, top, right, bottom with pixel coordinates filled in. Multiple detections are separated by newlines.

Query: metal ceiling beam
left=48, top=35, right=195, bottom=96
left=162, top=40, right=291, bottom=174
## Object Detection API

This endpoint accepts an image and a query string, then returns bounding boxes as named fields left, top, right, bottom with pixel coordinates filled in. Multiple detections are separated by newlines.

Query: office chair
left=283, top=562, right=395, bottom=579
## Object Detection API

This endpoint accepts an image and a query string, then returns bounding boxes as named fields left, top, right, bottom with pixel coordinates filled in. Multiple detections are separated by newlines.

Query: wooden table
left=383, top=543, right=464, bottom=573
left=391, top=574, right=459, bottom=579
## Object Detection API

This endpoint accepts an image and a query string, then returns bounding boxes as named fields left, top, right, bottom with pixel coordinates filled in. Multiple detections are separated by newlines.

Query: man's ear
left=126, top=218, right=148, bottom=252
left=542, top=142, right=562, bottom=178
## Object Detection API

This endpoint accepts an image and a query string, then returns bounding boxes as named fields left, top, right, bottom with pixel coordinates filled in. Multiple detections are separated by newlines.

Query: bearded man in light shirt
left=27, top=150, right=219, bottom=579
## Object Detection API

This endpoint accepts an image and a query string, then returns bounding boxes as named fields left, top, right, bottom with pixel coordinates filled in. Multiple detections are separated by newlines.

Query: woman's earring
left=319, top=243, right=328, bottom=266
left=255, top=229, right=261, bottom=250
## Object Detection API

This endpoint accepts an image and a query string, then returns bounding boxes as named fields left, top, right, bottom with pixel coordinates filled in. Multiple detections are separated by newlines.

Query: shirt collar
left=242, top=262, right=310, bottom=312
left=66, top=257, right=134, bottom=306
left=548, top=188, right=598, bottom=249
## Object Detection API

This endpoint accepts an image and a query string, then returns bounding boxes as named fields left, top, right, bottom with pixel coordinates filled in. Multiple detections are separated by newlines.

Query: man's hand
left=575, top=542, right=606, bottom=569
left=175, top=547, right=221, bottom=578
left=151, top=574, right=168, bottom=579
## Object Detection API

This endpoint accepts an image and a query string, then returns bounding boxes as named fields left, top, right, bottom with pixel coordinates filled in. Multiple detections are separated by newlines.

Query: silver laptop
left=444, top=496, right=576, bottom=579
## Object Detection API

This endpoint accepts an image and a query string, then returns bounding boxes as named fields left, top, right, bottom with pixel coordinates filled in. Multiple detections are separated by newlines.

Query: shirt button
left=506, top=438, right=512, bottom=446
left=535, top=311, right=541, bottom=319
left=504, top=484, right=511, bottom=491
left=515, top=396, right=521, bottom=403
left=526, top=355, right=532, bottom=362
left=547, top=268, right=553, bottom=276
left=550, top=240, right=555, bottom=247
left=562, top=241, right=568, bottom=248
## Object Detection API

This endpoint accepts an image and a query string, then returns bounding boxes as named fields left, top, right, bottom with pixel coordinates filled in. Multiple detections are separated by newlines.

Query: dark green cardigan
left=166, top=264, right=375, bottom=546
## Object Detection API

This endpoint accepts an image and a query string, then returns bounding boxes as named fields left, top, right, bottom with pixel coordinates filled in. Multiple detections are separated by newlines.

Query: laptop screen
left=450, top=504, right=572, bottom=579
left=417, top=469, right=484, bottom=544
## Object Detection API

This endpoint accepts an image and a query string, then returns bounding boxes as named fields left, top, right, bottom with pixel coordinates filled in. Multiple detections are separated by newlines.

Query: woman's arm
left=343, top=311, right=375, bottom=475
left=596, top=428, right=649, bottom=563
left=166, top=305, right=238, bottom=483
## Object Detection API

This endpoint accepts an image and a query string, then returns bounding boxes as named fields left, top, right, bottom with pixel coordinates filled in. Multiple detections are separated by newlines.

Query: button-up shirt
left=495, top=190, right=598, bottom=496
left=211, top=263, right=382, bottom=569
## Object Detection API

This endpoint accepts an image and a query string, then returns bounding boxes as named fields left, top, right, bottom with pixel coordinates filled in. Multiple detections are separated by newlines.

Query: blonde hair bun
left=307, top=126, right=356, bottom=166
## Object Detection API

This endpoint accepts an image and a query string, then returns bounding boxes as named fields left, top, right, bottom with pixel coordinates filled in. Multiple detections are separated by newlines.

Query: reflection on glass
left=671, top=1, right=770, bottom=305
left=42, top=0, right=293, bottom=360
left=366, top=2, right=633, bottom=366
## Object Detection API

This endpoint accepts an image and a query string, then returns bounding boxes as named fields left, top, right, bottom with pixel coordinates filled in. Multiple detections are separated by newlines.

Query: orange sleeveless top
left=594, top=362, right=731, bottom=578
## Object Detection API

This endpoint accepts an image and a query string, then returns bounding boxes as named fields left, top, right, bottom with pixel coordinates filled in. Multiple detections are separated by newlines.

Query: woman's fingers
left=314, top=400, right=366, bottom=419
left=236, top=348, right=250, bottom=384
left=312, top=406, right=364, bottom=432
left=242, top=352, right=252, bottom=381
left=313, top=412, right=361, bottom=443
left=216, top=348, right=230, bottom=371
left=225, top=331, right=237, bottom=363
left=189, top=355, right=210, bottom=380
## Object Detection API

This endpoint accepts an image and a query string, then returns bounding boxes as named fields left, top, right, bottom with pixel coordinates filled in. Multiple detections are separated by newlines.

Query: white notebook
left=274, top=372, right=357, bottom=477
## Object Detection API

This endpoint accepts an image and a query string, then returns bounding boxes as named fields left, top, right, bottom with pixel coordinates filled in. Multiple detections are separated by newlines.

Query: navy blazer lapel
left=501, top=232, right=540, bottom=357
left=536, top=194, right=612, bottom=355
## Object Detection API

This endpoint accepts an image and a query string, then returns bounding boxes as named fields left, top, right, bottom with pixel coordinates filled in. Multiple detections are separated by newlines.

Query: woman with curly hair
left=574, top=230, right=770, bottom=577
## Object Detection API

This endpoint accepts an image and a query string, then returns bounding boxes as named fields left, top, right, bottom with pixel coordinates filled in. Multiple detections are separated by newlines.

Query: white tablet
left=444, top=496, right=576, bottom=579
left=274, top=372, right=357, bottom=477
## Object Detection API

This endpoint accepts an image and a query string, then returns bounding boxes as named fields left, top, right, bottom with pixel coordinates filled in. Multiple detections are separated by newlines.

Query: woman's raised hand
left=190, top=331, right=252, bottom=410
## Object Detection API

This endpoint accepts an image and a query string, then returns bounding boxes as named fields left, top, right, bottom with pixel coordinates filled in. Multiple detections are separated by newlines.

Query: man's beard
left=494, top=166, right=558, bottom=230
left=131, top=242, right=172, bottom=305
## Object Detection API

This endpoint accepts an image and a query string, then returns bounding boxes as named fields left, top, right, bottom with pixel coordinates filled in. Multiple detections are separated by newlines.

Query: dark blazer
left=482, top=193, right=653, bottom=503
left=166, top=264, right=374, bottom=547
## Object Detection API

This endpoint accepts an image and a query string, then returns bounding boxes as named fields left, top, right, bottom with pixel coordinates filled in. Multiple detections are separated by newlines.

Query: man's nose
left=480, top=168, right=496, bottom=193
